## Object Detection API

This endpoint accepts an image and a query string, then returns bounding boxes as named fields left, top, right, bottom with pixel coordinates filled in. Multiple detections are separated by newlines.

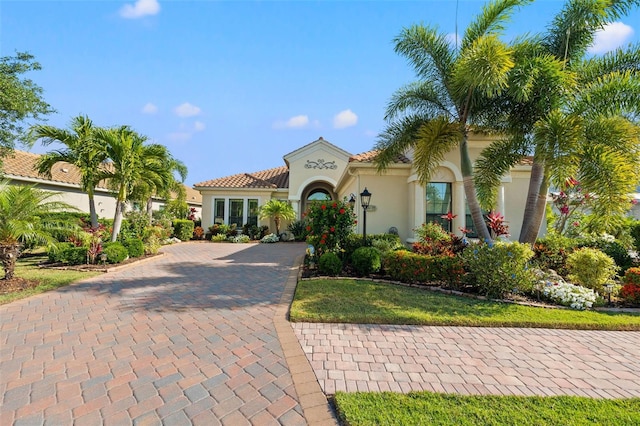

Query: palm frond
left=374, top=115, right=426, bottom=173
left=394, top=25, right=455, bottom=88
left=571, top=70, right=640, bottom=118
left=412, top=117, right=463, bottom=185
left=462, top=0, right=532, bottom=51
left=384, top=81, right=453, bottom=121
left=474, top=135, right=528, bottom=209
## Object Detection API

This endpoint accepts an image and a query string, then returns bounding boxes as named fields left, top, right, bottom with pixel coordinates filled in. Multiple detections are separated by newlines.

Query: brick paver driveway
left=1, top=242, right=307, bottom=425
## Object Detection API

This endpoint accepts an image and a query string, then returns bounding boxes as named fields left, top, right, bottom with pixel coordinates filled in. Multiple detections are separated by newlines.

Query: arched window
left=307, top=189, right=331, bottom=201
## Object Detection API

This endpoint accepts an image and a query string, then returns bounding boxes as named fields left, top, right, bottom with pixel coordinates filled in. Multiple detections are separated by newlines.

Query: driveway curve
left=1, top=242, right=309, bottom=426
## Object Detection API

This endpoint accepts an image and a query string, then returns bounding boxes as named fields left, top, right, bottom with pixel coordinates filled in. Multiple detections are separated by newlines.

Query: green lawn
left=0, top=255, right=102, bottom=305
left=334, top=391, right=640, bottom=426
left=290, top=279, right=640, bottom=330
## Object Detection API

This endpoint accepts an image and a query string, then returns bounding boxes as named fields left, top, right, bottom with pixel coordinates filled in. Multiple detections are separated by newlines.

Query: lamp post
left=348, top=193, right=356, bottom=210
left=360, top=188, right=371, bottom=246
left=604, top=283, right=614, bottom=306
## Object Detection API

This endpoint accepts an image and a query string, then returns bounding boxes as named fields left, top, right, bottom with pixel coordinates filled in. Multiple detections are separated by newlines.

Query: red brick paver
left=1, top=242, right=308, bottom=425
left=293, top=323, right=640, bottom=399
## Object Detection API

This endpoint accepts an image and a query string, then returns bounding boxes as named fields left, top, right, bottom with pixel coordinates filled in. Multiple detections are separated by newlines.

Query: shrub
left=172, top=219, right=195, bottom=241
left=532, top=233, right=576, bottom=277
left=124, top=211, right=150, bottom=240
left=231, top=234, right=251, bottom=243
left=578, top=237, right=633, bottom=274
left=102, top=242, right=128, bottom=264
left=318, top=252, right=342, bottom=276
left=413, top=222, right=466, bottom=256
left=57, top=246, right=89, bottom=265
left=261, top=233, right=279, bottom=243
left=48, top=242, right=75, bottom=263
left=542, top=282, right=598, bottom=310
left=288, top=220, right=310, bottom=241
left=351, top=247, right=381, bottom=276
left=461, top=242, right=536, bottom=299
left=142, top=226, right=163, bottom=254
left=566, top=248, right=617, bottom=294
left=193, top=226, right=205, bottom=240
left=383, top=251, right=464, bottom=288
left=620, top=267, right=640, bottom=305
left=305, top=199, right=356, bottom=256
left=211, top=234, right=228, bottom=242
left=415, top=222, right=450, bottom=243
left=629, top=221, right=640, bottom=253
left=123, top=238, right=144, bottom=258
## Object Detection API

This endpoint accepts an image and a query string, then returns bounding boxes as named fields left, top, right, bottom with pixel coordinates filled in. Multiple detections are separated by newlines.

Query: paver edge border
left=274, top=253, right=339, bottom=426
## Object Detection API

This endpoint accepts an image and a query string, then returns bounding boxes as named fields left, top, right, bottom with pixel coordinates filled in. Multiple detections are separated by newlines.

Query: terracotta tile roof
left=349, top=150, right=411, bottom=164
left=2, top=150, right=198, bottom=201
left=194, top=166, right=289, bottom=189
left=184, top=186, right=202, bottom=205
left=519, top=156, right=534, bottom=166
left=0, top=149, right=112, bottom=188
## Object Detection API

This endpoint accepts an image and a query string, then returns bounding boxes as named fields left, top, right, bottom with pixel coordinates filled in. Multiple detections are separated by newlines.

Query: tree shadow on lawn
left=57, top=242, right=306, bottom=312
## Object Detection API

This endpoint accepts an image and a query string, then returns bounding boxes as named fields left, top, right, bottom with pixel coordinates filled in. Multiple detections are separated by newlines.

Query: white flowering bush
left=542, top=282, right=597, bottom=310
left=260, top=233, right=279, bottom=243
left=231, top=234, right=251, bottom=243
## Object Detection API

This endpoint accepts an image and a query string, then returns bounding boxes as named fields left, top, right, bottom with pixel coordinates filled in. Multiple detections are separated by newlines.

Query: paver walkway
left=1, top=242, right=316, bottom=426
left=293, top=323, right=640, bottom=399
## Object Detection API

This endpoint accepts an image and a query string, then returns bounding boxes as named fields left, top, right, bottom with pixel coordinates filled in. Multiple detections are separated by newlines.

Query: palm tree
left=0, top=181, right=77, bottom=279
left=95, top=126, right=172, bottom=242
left=374, top=0, right=532, bottom=242
left=129, top=145, right=188, bottom=223
left=259, top=199, right=295, bottom=236
left=30, top=115, right=107, bottom=228
left=474, top=0, right=640, bottom=242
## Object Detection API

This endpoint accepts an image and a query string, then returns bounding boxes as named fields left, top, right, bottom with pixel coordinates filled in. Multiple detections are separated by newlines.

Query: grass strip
left=0, top=256, right=101, bottom=305
left=334, top=391, right=640, bottom=426
left=290, top=279, right=640, bottom=330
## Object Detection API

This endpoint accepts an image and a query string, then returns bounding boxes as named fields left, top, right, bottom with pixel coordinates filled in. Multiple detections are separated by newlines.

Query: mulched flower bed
left=0, top=277, right=40, bottom=294
left=39, top=253, right=161, bottom=272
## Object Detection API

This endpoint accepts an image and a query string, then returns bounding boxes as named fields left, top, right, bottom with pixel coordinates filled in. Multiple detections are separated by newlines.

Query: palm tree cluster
left=376, top=0, right=640, bottom=243
left=30, top=115, right=187, bottom=242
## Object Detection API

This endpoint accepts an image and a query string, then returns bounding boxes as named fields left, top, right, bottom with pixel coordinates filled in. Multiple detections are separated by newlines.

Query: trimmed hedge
left=102, top=242, right=128, bottom=264
left=383, top=251, right=464, bottom=288
left=123, top=238, right=144, bottom=258
left=172, top=219, right=195, bottom=241
left=319, top=252, right=343, bottom=276
left=48, top=242, right=76, bottom=263
left=351, top=247, right=381, bottom=276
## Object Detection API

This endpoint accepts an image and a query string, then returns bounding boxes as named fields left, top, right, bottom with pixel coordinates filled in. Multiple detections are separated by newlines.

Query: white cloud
left=194, top=121, right=206, bottom=132
left=333, top=109, right=358, bottom=129
left=174, top=102, right=201, bottom=117
left=141, top=102, right=158, bottom=114
left=589, top=22, right=634, bottom=54
left=273, top=114, right=310, bottom=129
left=446, top=32, right=461, bottom=48
left=120, top=0, right=161, bottom=19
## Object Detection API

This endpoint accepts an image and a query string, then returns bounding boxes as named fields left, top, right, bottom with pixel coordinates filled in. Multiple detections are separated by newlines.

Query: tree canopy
left=0, top=52, right=54, bottom=164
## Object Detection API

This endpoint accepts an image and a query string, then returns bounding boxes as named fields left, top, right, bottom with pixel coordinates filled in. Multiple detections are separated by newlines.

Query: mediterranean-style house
left=1, top=150, right=202, bottom=220
left=194, top=136, right=535, bottom=243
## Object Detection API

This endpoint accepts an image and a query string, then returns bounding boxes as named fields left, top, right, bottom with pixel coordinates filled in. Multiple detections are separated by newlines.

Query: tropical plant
left=567, top=247, right=618, bottom=294
left=30, top=115, right=107, bottom=228
left=0, top=181, right=77, bottom=279
left=258, top=198, right=295, bottom=235
left=0, top=52, right=54, bottom=159
left=374, top=0, right=535, bottom=242
left=94, top=126, right=175, bottom=242
left=475, top=0, right=640, bottom=242
left=305, top=199, right=356, bottom=256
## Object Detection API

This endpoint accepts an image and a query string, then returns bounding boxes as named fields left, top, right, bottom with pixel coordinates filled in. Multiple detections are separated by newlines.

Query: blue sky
left=3, top=0, right=639, bottom=187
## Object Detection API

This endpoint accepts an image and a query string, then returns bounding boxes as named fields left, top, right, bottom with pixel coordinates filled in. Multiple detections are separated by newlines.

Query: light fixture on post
left=604, top=283, right=614, bottom=306
left=348, top=193, right=356, bottom=210
left=360, top=187, right=372, bottom=246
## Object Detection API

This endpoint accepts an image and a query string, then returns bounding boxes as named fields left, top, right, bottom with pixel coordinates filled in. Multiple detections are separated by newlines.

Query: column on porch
left=453, top=181, right=466, bottom=235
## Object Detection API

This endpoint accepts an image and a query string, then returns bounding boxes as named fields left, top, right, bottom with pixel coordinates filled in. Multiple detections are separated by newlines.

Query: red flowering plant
left=305, top=198, right=356, bottom=257
left=551, top=177, right=593, bottom=237
left=621, top=267, right=640, bottom=305
left=486, top=211, right=509, bottom=239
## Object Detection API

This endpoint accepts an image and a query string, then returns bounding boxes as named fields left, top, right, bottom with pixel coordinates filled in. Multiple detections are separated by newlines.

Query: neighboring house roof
left=349, top=149, right=411, bottom=164
left=194, top=166, right=289, bottom=189
left=1, top=150, right=201, bottom=205
left=1, top=149, right=110, bottom=189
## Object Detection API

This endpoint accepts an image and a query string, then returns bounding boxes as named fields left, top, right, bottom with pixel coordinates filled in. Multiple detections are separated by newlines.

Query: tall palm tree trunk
left=519, top=160, right=545, bottom=243
left=146, top=197, right=153, bottom=225
left=111, top=201, right=125, bottom=242
left=460, top=137, right=492, bottom=242
left=87, top=188, right=99, bottom=228
left=522, top=173, right=550, bottom=244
